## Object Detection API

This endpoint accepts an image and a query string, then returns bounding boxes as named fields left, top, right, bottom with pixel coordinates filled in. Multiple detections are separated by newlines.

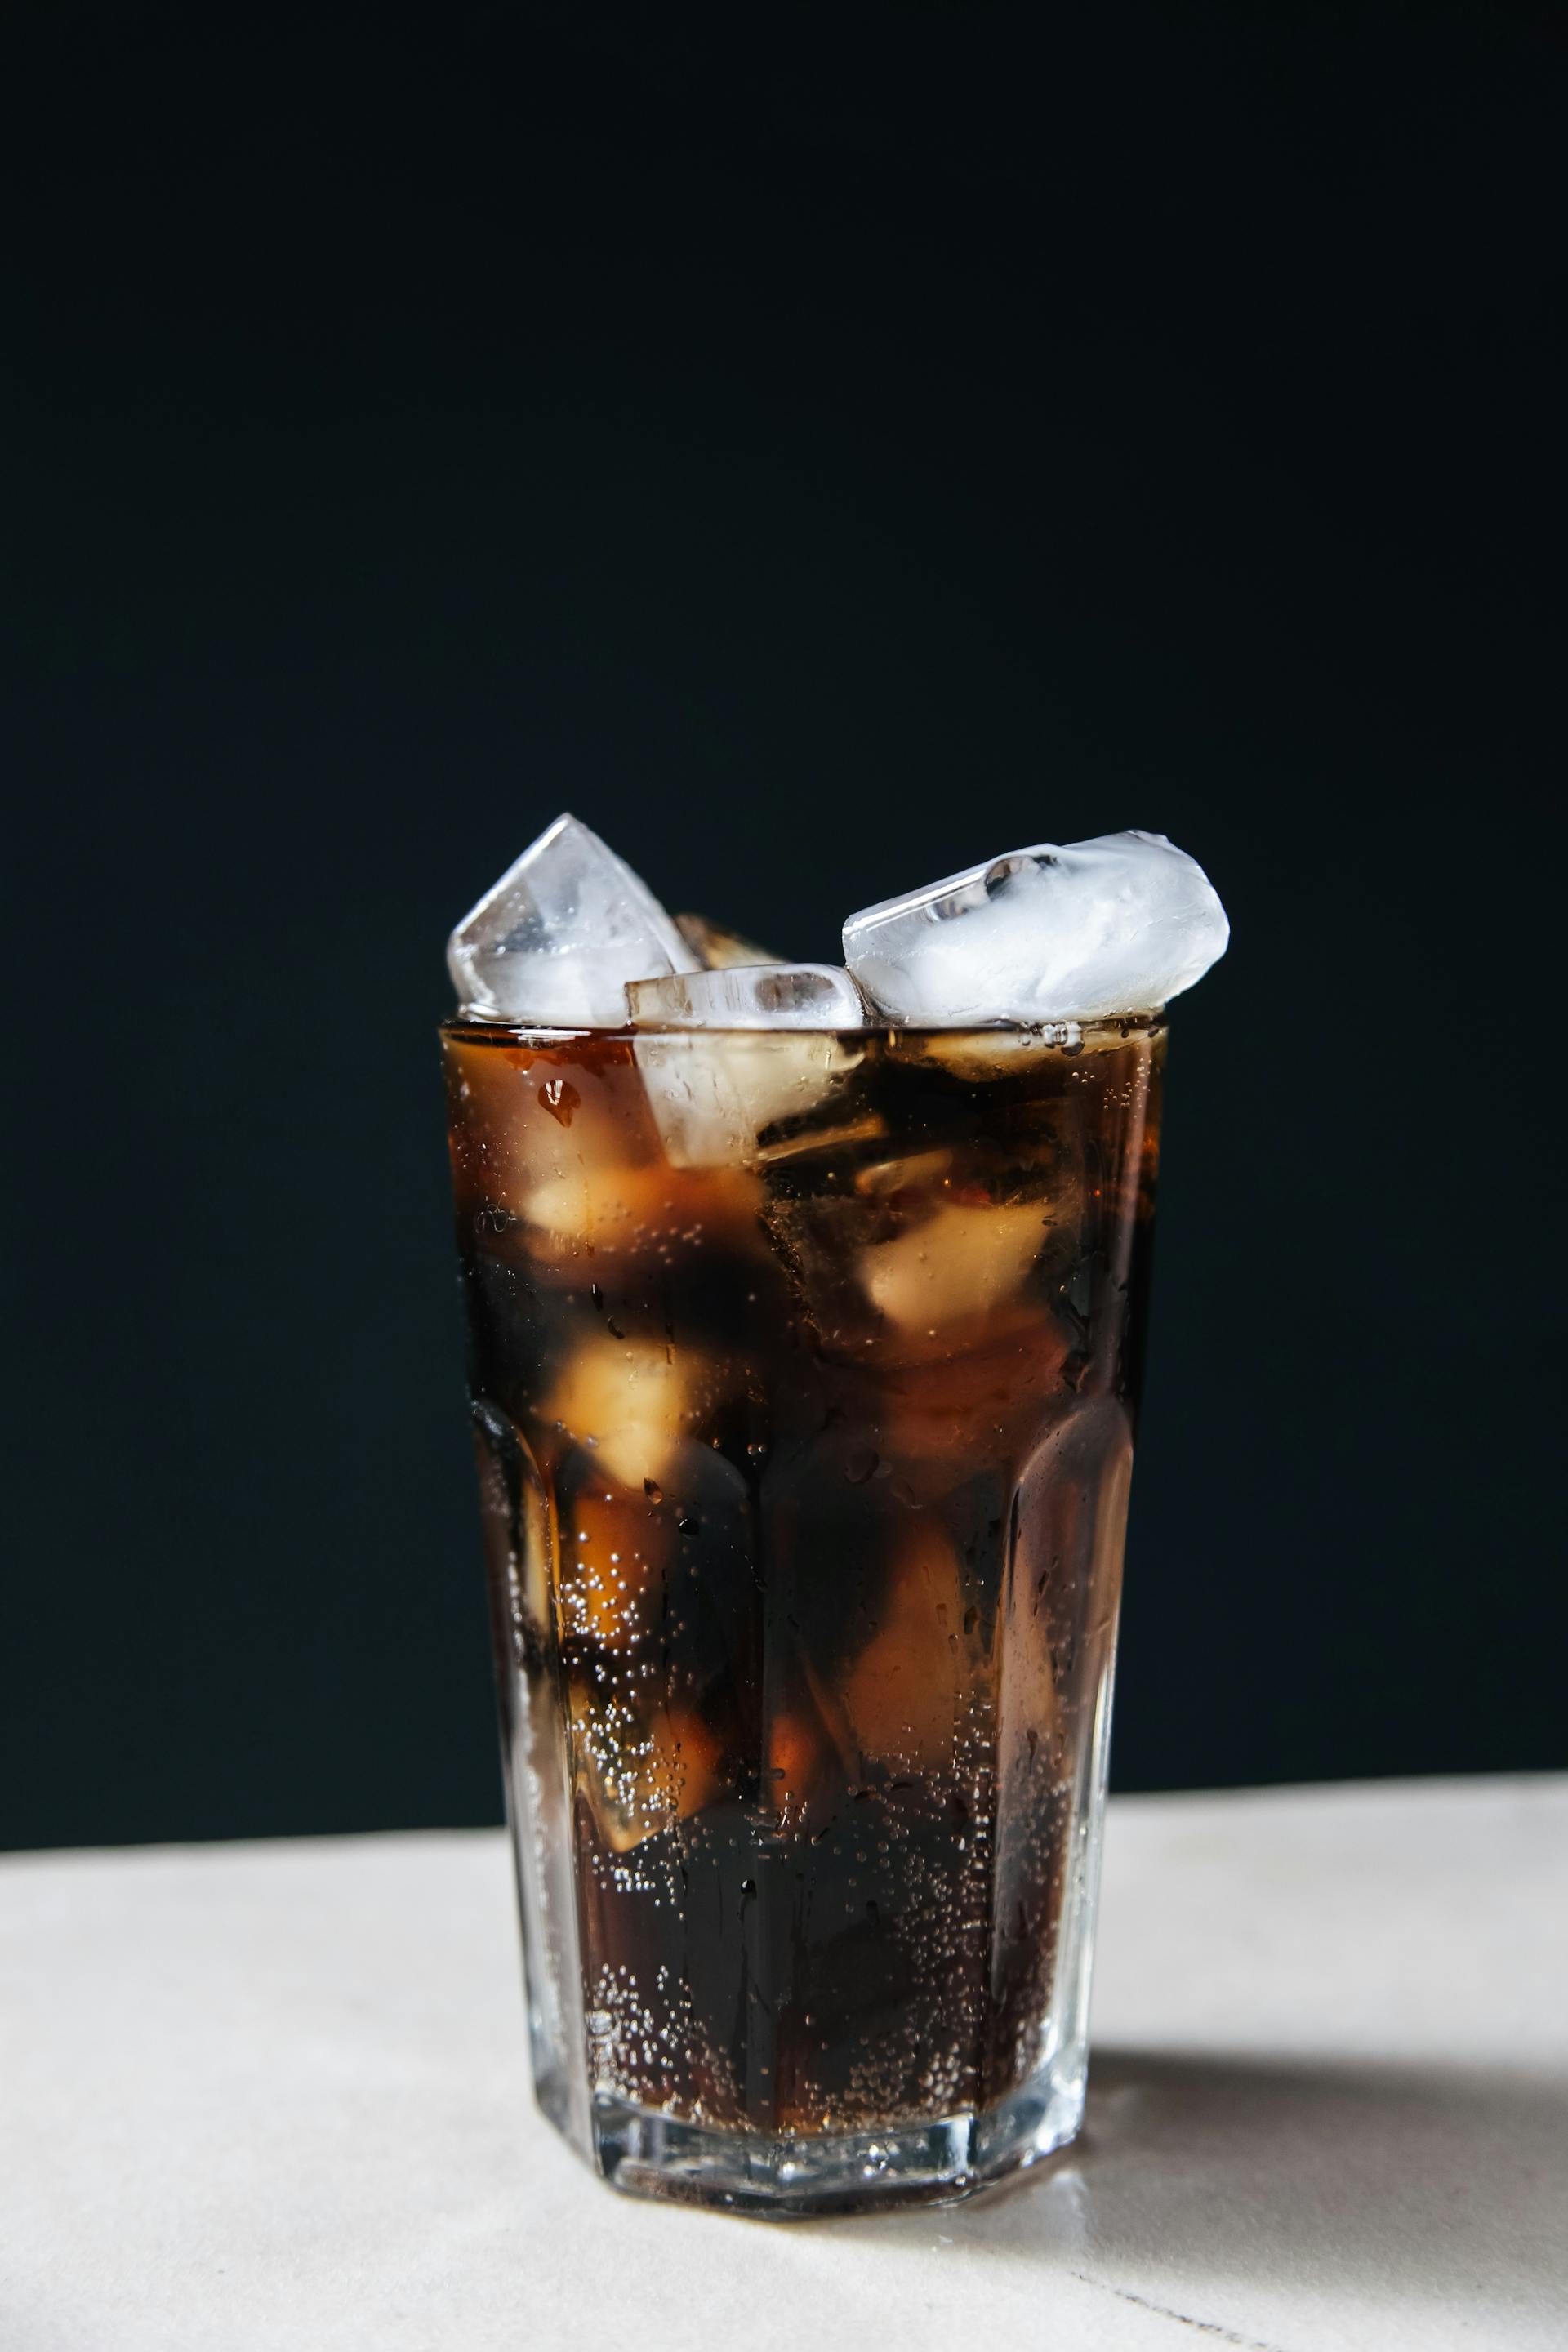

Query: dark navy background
left=4, top=2, right=1563, bottom=1846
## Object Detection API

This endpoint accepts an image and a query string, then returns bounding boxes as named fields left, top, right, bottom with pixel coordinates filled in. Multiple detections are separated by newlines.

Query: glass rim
left=439, top=1008, right=1167, bottom=1043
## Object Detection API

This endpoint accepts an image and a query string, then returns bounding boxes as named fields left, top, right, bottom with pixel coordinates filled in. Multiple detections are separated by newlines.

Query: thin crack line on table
left=1067, top=2273, right=1294, bottom=2352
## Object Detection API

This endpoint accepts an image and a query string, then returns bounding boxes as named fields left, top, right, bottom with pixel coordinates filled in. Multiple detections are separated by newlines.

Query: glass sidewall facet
left=443, top=1019, right=1161, bottom=2213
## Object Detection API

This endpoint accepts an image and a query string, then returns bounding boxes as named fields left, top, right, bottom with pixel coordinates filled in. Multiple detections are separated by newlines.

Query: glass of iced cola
left=439, top=817, right=1226, bottom=2215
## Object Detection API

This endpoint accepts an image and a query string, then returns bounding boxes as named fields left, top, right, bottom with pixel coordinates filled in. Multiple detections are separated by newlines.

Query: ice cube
left=568, top=1684, right=724, bottom=1854
left=546, top=1335, right=701, bottom=1489
left=448, top=813, right=699, bottom=1024
left=843, top=831, right=1228, bottom=1024
left=556, top=1485, right=673, bottom=1652
left=862, top=1200, right=1051, bottom=1330
left=626, top=966, right=867, bottom=1168
left=675, top=912, right=782, bottom=969
left=840, top=1519, right=975, bottom=1772
left=633, top=1028, right=864, bottom=1168
left=889, top=1027, right=1079, bottom=1081
left=522, top=1158, right=764, bottom=1271
left=626, top=964, right=868, bottom=1028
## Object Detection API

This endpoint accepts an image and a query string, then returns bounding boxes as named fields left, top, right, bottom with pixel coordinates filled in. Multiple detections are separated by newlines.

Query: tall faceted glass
left=441, top=1014, right=1162, bottom=2214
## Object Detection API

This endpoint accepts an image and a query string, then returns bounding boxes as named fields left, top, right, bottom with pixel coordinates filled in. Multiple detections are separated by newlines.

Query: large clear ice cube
left=627, top=966, right=868, bottom=1168
left=626, top=964, right=868, bottom=1029
left=448, top=813, right=699, bottom=1024
left=633, top=1028, right=864, bottom=1168
left=843, top=830, right=1228, bottom=1023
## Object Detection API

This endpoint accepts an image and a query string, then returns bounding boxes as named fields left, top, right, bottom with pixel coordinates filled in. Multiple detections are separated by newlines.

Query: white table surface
left=3, top=1776, right=1565, bottom=2352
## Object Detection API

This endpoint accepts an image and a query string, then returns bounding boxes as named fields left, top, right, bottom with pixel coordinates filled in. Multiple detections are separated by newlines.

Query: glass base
left=582, top=2058, right=1086, bottom=2217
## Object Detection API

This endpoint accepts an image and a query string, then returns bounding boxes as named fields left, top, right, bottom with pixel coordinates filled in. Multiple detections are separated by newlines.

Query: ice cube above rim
left=626, top=964, right=870, bottom=1030
left=444, top=814, right=1229, bottom=1034
left=842, top=830, right=1228, bottom=1025
left=447, top=813, right=699, bottom=1025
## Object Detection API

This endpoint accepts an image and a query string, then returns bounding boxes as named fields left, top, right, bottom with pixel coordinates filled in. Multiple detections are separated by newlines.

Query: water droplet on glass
left=538, top=1076, right=581, bottom=1125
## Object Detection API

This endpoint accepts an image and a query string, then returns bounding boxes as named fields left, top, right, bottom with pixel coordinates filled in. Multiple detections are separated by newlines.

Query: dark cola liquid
left=443, top=1018, right=1161, bottom=2138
